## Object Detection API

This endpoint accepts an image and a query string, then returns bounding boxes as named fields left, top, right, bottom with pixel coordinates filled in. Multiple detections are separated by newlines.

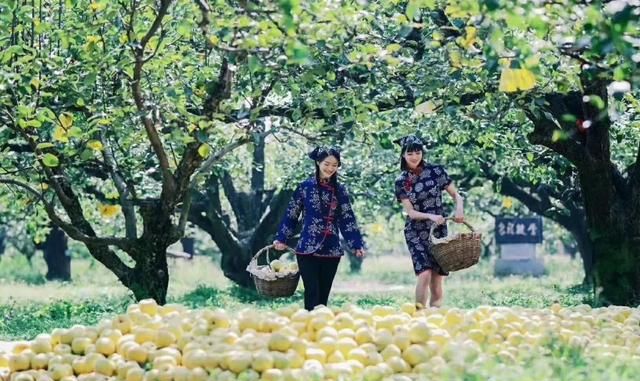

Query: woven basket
left=246, top=245, right=300, bottom=298
left=429, top=218, right=482, bottom=272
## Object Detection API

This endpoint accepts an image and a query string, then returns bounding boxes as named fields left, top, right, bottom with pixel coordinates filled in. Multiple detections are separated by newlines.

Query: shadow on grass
left=566, top=283, right=597, bottom=306
left=179, top=284, right=305, bottom=309
left=178, top=285, right=225, bottom=308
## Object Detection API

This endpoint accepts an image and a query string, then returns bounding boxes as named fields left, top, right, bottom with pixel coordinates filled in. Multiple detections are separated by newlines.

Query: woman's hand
left=273, top=241, right=288, bottom=251
left=454, top=212, right=464, bottom=223
left=429, top=214, right=446, bottom=225
left=355, top=249, right=366, bottom=258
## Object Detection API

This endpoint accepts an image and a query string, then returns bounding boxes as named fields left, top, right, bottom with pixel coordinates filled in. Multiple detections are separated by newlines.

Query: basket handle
left=249, top=244, right=297, bottom=270
left=429, top=217, right=475, bottom=243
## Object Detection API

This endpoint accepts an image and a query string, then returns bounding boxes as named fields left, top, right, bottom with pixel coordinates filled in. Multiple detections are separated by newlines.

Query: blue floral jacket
left=275, top=178, right=365, bottom=257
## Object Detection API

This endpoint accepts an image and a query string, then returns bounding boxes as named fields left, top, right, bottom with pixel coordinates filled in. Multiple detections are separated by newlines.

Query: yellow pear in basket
left=287, top=262, right=298, bottom=272
left=269, top=259, right=286, bottom=272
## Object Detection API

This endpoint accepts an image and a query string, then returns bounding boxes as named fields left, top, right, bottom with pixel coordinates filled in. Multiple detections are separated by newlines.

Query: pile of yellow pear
left=1, top=300, right=639, bottom=381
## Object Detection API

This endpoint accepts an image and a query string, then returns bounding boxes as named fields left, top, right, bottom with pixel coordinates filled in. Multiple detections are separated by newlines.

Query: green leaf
left=482, top=0, right=500, bottom=12
left=67, top=126, right=83, bottom=138
left=177, top=22, right=192, bottom=38
left=198, top=144, right=211, bottom=158
left=386, top=43, right=402, bottom=53
left=18, top=119, right=43, bottom=129
left=587, top=95, right=605, bottom=110
left=248, top=55, right=262, bottom=73
left=80, top=149, right=94, bottom=160
left=286, top=40, right=311, bottom=65
left=36, top=142, right=55, bottom=150
left=377, top=132, right=393, bottom=149
left=59, top=113, right=73, bottom=129
left=406, top=0, right=419, bottom=21
left=551, top=130, right=568, bottom=142
left=42, top=153, right=59, bottom=167
left=17, top=105, right=32, bottom=117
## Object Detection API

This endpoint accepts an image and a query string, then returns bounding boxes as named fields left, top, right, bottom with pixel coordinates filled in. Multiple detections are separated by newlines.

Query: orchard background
left=1, top=0, right=639, bottom=380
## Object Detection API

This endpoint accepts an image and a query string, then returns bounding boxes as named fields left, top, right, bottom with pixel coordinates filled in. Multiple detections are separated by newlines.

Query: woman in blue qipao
left=274, top=146, right=366, bottom=311
left=393, top=135, right=465, bottom=309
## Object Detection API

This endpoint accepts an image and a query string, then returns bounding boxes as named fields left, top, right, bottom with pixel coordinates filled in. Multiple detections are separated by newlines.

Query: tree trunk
left=569, top=224, right=595, bottom=286
left=128, top=245, right=170, bottom=304
left=114, top=202, right=174, bottom=304
left=594, top=236, right=640, bottom=306
left=42, top=225, right=71, bottom=281
left=189, top=165, right=295, bottom=288
left=221, top=246, right=254, bottom=288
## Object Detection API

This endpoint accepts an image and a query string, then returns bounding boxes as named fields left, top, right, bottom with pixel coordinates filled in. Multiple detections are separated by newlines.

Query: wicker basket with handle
left=246, top=244, right=300, bottom=298
left=429, top=218, right=482, bottom=272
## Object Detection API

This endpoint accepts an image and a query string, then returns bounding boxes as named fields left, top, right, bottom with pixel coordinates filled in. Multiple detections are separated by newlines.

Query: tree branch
left=0, top=178, right=133, bottom=251
left=251, top=188, right=294, bottom=251
left=131, top=0, right=176, bottom=196
left=524, top=107, right=589, bottom=170
left=101, top=128, right=137, bottom=239
left=190, top=129, right=272, bottom=189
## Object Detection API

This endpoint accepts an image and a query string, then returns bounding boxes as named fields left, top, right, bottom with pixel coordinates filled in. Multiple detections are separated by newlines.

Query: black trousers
left=296, top=254, right=341, bottom=311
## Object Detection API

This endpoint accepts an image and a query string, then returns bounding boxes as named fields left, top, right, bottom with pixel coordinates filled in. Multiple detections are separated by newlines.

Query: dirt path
left=332, top=280, right=410, bottom=294
left=0, top=341, right=22, bottom=353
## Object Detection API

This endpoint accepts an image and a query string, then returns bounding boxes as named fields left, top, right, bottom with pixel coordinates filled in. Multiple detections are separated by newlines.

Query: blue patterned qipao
left=276, top=177, right=365, bottom=257
left=394, top=163, right=453, bottom=275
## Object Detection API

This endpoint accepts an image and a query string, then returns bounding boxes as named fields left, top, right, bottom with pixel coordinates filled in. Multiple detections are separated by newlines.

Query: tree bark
left=565, top=209, right=595, bottom=286
left=42, top=225, right=71, bottom=281
left=523, top=81, right=640, bottom=305
left=594, top=235, right=640, bottom=306
left=123, top=202, right=172, bottom=304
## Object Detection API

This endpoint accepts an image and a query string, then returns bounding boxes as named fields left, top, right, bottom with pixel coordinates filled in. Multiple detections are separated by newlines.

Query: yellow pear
left=269, top=259, right=285, bottom=272
left=271, top=351, right=290, bottom=370
left=402, top=344, right=428, bottom=366
left=49, top=363, right=73, bottom=381
left=125, top=368, right=144, bottom=381
left=250, top=351, right=273, bottom=373
left=9, top=354, right=31, bottom=372
left=30, top=354, right=49, bottom=370
left=125, top=345, right=148, bottom=364
left=138, top=299, right=159, bottom=316
left=70, top=338, right=91, bottom=355
left=31, top=336, right=52, bottom=354
left=386, top=356, right=411, bottom=373
left=71, top=358, right=91, bottom=375
left=182, top=349, right=207, bottom=370
left=225, top=351, right=252, bottom=374
left=305, top=347, right=327, bottom=363
left=336, top=338, right=357, bottom=356
left=94, top=358, right=114, bottom=376
left=267, top=332, right=292, bottom=352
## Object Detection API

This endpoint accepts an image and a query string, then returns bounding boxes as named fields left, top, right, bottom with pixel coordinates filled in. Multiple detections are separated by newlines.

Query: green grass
left=0, top=252, right=591, bottom=341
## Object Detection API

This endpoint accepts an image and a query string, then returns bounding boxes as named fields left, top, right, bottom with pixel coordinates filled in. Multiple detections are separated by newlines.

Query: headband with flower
left=308, top=146, right=341, bottom=166
left=393, top=135, right=425, bottom=149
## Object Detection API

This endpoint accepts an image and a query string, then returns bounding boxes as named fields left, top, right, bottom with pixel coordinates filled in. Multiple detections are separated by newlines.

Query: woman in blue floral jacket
left=274, top=146, right=366, bottom=310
